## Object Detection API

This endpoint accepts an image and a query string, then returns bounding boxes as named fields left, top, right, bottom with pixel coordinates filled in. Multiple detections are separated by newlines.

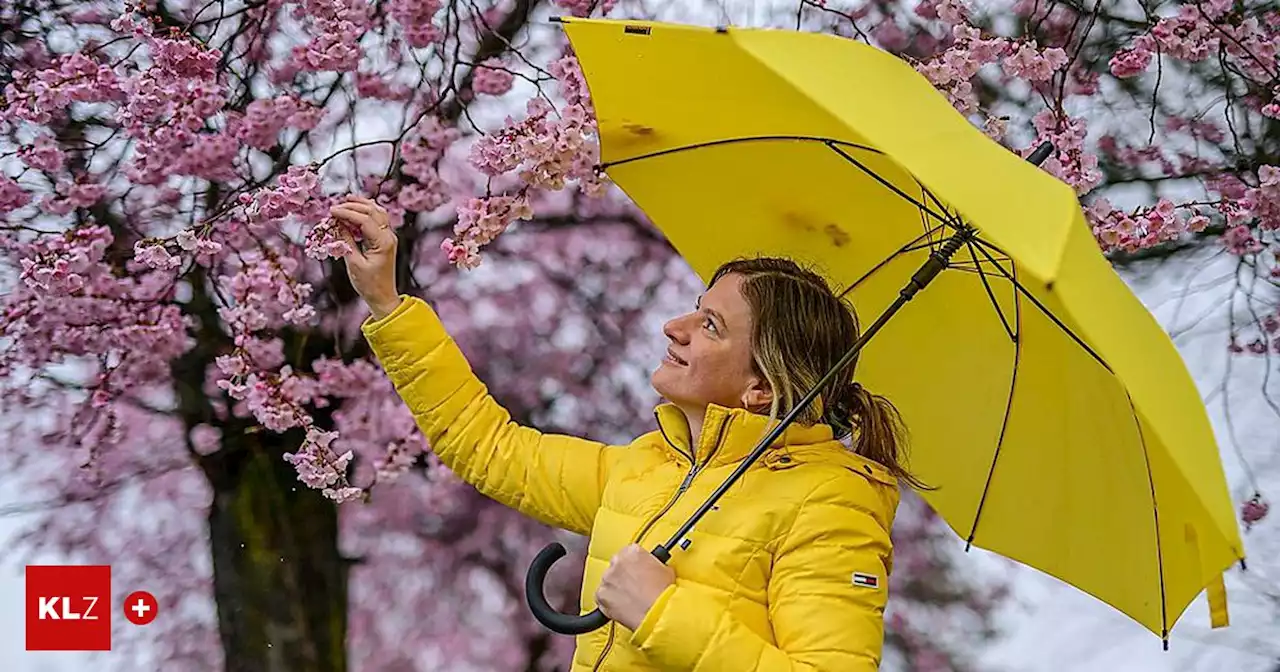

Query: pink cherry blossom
left=915, top=25, right=1010, bottom=115
left=553, top=0, right=619, bottom=17
left=2, top=52, right=124, bottom=124
left=401, top=116, right=462, bottom=180
left=1222, top=224, right=1265, bottom=255
left=240, top=164, right=328, bottom=225
left=1003, top=41, right=1068, bottom=81
left=472, top=57, right=515, bottom=96
left=39, top=180, right=105, bottom=215
left=18, top=135, right=66, bottom=171
left=133, top=240, right=183, bottom=271
left=443, top=193, right=534, bottom=269
left=283, top=427, right=363, bottom=502
left=1110, top=38, right=1155, bottom=78
left=397, top=179, right=450, bottom=212
left=304, top=217, right=357, bottom=260
left=1242, top=495, right=1269, bottom=530
left=1245, top=165, right=1280, bottom=231
left=291, top=0, right=370, bottom=71
left=0, top=177, right=32, bottom=214
left=189, top=424, right=222, bottom=455
left=387, top=0, right=444, bottom=48
left=354, top=72, right=414, bottom=100
left=230, top=95, right=326, bottom=150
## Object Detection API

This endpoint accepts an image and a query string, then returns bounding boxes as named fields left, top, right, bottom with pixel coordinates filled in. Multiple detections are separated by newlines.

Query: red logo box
left=26, top=565, right=111, bottom=651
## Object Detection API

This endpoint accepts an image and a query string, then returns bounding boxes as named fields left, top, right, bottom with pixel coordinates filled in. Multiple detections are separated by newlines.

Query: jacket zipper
left=589, top=414, right=729, bottom=671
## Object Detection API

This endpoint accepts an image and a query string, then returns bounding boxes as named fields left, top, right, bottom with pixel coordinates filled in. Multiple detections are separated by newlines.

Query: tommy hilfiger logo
left=852, top=572, right=880, bottom=589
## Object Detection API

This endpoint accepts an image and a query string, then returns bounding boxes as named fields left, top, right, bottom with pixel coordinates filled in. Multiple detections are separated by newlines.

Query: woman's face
left=651, top=273, right=771, bottom=414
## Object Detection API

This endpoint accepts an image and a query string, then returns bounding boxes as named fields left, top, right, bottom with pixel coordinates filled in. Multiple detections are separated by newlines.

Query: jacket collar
left=652, top=402, right=897, bottom=486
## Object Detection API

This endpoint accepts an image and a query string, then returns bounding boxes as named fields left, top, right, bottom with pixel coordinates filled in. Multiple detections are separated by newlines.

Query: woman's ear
left=741, top=377, right=773, bottom=413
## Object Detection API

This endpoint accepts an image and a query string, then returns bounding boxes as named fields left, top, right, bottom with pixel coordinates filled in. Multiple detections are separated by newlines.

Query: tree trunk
left=203, top=428, right=348, bottom=672
left=523, top=631, right=552, bottom=672
left=156, top=0, right=547, bottom=664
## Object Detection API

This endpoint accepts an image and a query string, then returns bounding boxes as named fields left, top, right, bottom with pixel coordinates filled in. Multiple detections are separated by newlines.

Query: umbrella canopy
left=557, top=16, right=1245, bottom=642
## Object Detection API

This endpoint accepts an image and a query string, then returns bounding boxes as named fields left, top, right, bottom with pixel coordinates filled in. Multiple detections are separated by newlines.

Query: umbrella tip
left=716, top=25, right=729, bottom=33
left=1026, top=141, right=1054, bottom=166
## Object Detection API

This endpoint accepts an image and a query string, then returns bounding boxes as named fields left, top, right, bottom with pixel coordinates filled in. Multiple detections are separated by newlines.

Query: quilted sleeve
left=629, top=472, right=893, bottom=671
left=361, top=295, right=624, bottom=536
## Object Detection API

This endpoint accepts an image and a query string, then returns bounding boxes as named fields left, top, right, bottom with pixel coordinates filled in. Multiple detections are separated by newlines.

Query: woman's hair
left=710, top=256, right=928, bottom=491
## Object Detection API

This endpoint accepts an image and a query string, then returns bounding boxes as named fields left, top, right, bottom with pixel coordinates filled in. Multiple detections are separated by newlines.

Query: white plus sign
left=131, top=598, right=151, bottom=618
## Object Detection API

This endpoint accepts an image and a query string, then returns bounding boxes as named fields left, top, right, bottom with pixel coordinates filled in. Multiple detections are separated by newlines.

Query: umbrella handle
left=526, top=542, right=605, bottom=634
left=525, top=541, right=672, bottom=635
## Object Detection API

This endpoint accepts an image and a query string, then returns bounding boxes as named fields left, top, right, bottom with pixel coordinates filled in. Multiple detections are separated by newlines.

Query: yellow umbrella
left=522, top=17, right=1246, bottom=644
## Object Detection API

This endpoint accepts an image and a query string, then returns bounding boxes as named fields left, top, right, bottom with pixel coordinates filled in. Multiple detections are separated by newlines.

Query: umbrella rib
left=837, top=225, right=947, bottom=299
left=964, top=240, right=1016, bottom=342
left=966, top=234, right=1012, bottom=258
left=600, top=134, right=966, bottom=246
left=918, top=190, right=942, bottom=247
left=944, top=266, right=1002, bottom=275
left=824, top=142, right=959, bottom=228
left=919, top=179, right=965, bottom=230
left=965, top=263, right=1023, bottom=549
left=597, top=135, right=883, bottom=169
left=1129, top=391, right=1170, bottom=646
left=900, top=236, right=948, bottom=255
left=948, top=261, right=1014, bottom=273
left=603, top=135, right=960, bottom=230
left=917, top=203, right=929, bottom=244
left=970, top=237, right=1114, bottom=374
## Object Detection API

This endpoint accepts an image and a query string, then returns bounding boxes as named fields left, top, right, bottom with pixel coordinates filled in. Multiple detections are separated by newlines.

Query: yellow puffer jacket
left=363, top=296, right=900, bottom=672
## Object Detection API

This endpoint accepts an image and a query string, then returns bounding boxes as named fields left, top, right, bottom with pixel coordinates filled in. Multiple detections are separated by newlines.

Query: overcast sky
left=975, top=247, right=1279, bottom=672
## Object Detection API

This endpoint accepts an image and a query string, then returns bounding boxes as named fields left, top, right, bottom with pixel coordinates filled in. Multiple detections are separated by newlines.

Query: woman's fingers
left=339, top=197, right=385, bottom=222
left=329, top=207, right=373, bottom=241
left=330, top=204, right=371, bottom=224
left=336, top=224, right=364, bottom=264
left=328, top=195, right=401, bottom=316
left=341, top=197, right=389, bottom=225
left=339, top=199, right=376, bottom=214
left=330, top=204, right=394, bottom=252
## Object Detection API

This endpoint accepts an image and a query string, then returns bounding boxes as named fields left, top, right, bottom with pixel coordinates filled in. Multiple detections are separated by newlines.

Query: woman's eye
left=703, top=318, right=717, bottom=333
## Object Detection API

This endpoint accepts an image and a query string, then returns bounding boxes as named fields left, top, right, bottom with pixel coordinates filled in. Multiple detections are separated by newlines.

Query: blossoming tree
left=0, top=0, right=1275, bottom=670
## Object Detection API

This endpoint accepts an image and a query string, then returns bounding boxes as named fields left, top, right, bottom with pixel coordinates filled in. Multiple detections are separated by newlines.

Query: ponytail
left=710, top=256, right=930, bottom=492
left=843, top=382, right=931, bottom=492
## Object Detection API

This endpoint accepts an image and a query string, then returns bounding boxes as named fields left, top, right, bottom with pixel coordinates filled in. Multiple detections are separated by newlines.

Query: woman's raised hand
left=331, top=196, right=402, bottom=321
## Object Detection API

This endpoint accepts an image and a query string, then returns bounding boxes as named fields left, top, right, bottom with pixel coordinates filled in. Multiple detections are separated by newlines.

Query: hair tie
left=852, top=381, right=864, bottom=395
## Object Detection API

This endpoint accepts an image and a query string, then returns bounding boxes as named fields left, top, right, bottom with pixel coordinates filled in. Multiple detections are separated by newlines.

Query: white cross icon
left=131, top=598, right=151, bottom=619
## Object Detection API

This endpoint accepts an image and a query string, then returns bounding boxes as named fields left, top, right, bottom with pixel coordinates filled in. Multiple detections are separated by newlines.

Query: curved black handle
left=525, top=542, right=610, bottom=635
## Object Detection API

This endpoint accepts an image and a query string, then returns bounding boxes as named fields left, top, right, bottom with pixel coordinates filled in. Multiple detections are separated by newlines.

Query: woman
left=333, top=196, right=920, bottom=671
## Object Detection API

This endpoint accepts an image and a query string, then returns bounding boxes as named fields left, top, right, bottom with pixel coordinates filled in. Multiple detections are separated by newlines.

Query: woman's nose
left=663, top=316, right=690, bottom=345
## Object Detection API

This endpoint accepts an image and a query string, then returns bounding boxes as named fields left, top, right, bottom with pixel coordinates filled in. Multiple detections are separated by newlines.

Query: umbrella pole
left=524, top=141, right=1056, bottom=635
left=653, top=140, right=1055, bottom=557
left=653, top=226, right=974, bottom=558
